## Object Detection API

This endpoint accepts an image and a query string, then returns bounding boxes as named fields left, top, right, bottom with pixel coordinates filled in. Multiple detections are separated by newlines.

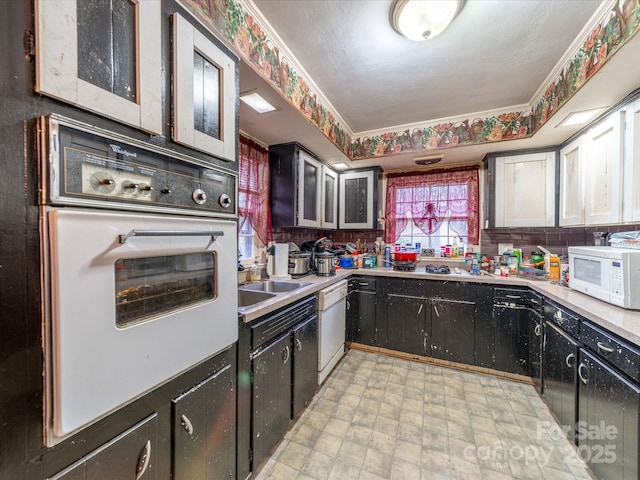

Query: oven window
left=115, top=252, right=216, bottom=328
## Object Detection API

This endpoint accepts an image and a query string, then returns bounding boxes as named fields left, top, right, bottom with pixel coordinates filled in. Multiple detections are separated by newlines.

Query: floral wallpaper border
left=179, top=0, right=640, bottom=161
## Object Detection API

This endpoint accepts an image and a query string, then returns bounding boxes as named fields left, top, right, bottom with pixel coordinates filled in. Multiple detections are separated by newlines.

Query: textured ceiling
left=251, top=0, right=602, bottom=133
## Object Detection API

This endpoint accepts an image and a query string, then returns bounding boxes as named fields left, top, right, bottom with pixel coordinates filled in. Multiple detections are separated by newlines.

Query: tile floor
left=255, top=349, right=594, bottom=480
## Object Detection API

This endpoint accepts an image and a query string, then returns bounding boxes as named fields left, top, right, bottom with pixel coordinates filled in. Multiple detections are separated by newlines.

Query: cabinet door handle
left=417, top=304, right=423, bottom=315
left=578, top=362, right=588, bottom=384
left=505, top=294, right=521, bottom=299
left=433, top=305, right=439, bottom=317
left=283, top=345, right=290, bottom=364
left=135, top=440, right=151, bottom=480
left=296, top=338, right=302, bottom=352
left=181, top=414, right=194, bottom=435
left=534, top=324, right=542, bottom=336
left=596, top=341, right=615, bottom=354
left=358, top=282, right=369, bottom=286
left=565, top=353, right=575, bottom=368
left=346, top=300, right=350, bottom=311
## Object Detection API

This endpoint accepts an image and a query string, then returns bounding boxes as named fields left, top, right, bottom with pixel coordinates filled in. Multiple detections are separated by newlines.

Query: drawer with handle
left=580, top=320, right=640, bottom=383
left=544, top=301, right=579, bottom=338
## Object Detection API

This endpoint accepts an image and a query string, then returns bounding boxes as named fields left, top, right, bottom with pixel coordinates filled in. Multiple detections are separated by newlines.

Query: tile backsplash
left=481, top=224, right=640, bottom=259
left=273, top=224, right=640, bottom=260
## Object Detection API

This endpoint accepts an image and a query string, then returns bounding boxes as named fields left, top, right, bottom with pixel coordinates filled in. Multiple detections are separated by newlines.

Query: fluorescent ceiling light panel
left=332, top=163, right=349, bottom=170
left=240, top=92, right=276, bottom=113
left=557, top=108, right=606, bottom=127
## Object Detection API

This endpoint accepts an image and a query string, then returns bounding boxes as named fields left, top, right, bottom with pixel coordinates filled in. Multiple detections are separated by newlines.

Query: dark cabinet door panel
left=431, top=299, right=475, bottom=365
left=252, top=334, right=293, bottom=467
left=543, top=322, right=578, bottom=443
left=494, top=305, right=531, bottom=376
left=348, top=290, right=377, bottom=346
left=49, top=414, right=157, bottom=480
left=172, top=364, right=236, bottom=480
left=386, top=294, right=429, bottom=356
left=578, top=349, right=640, bottom=480
left=293, top=316, right=319, bottom=416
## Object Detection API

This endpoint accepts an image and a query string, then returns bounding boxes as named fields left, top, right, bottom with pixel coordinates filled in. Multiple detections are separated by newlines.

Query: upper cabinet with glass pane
left=339, top=168, right=381, bottom=230
left=172, top=13, right=238, bottom=162
left=36, top=0, right=162, bottom=134
left=269, top=143, right=340, bottom=229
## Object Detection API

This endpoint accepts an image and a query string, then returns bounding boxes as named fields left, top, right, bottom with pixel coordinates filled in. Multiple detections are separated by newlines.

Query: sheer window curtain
left=238, top=135, right=272, bottom=246
left=384, top=166, right=480, bottom=245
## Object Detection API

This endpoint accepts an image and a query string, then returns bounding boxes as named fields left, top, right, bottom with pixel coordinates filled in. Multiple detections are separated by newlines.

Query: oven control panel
left=40, top=115, right=237, bottom=217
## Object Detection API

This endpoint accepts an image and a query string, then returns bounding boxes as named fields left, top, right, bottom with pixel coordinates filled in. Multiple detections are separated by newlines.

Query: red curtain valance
left=384, top=166, right=480, bottom=245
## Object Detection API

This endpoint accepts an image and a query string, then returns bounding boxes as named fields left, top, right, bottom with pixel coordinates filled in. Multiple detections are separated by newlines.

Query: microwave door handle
left=118, top=230, right=224, bottom=244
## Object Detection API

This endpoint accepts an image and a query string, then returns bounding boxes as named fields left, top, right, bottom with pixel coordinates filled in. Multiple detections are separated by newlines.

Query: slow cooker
left=288, top=252, right=311, bottom=275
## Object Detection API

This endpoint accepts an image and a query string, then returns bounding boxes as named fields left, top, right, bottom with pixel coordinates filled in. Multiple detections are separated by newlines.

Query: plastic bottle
left=452, top=239, right=458, bottom=258
left=384, top=246, right=392, bottom=268
left=458, top=237, right=466, bottom=257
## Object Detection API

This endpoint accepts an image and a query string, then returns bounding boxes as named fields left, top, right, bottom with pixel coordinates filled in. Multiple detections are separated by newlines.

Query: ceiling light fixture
left=239, top=92, right=277, bottom=113
left=556, top=108, right=607, bottom=127
left=390, top=0, right=465, bottom=41
left=332, top=162, right=349, bottom=170
left=414, top=154, right=443, bottom=165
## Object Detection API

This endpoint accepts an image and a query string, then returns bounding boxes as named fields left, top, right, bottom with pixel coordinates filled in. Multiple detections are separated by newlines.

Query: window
left=385, top=167, right=480, bottom=249
left=238, top=136, right=272, bottom=261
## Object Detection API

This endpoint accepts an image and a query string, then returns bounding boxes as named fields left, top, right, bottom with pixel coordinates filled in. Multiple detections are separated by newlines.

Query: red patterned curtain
left=384, top=166, right=480, bottom=245
left=238, top=135, right=272, bottom=245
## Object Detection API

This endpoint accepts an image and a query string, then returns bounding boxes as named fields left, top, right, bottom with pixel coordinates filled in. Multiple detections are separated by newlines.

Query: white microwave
left=568, top=246, right=640, bottom=310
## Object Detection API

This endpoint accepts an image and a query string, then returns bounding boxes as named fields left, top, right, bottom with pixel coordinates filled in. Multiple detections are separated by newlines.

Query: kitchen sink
left=237, top=289, right=277, bottom=308
left=240, top=280, right=311, bottom=293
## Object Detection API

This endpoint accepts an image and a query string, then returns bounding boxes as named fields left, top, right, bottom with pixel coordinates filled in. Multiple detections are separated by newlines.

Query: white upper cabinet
left=296, top=151, right=323, bottom=228
left=559, top=136, right=586, bottom=226
left=321, top=165, right=338, bottom=229
left=494, top=152, right=556, bottom=227
left=584, top=110, right=623, bottom=225
left=172, top=13, right=238, bottom=162
left=623, top=98, right=640, bottom=222
left=339, top=169, right=378, bottom=229
left=36, top=0, right=162, bottom=134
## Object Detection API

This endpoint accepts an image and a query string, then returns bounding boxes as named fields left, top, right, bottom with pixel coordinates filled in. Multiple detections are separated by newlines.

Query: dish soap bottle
left=452, top=238, right=459, bottom=257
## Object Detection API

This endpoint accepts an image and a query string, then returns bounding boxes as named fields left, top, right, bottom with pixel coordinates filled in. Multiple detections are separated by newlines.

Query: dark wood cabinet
left=293, top=316, right=319, bottom=417
left=430, top=297, right=476, bottom=365
left=543, top=321, right=578, bottom=443
left=578, top=348, right=640, bottom=480
left=252, top=333, right=293, bottom=468
left=493, top=288, right=543, bottom=383
left=240, top=296, right=318, bottom=473
left=346, top=277, right=378, bottom=346
left=48, top=414, right=157, bottom=480
left=172, top=364, right=236, bottom=480
left=386, top=293, right=430, bottom=356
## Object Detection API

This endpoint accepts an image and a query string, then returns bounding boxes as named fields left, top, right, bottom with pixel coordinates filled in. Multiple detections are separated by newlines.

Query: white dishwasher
left=317, top=280, right=348, bottom=385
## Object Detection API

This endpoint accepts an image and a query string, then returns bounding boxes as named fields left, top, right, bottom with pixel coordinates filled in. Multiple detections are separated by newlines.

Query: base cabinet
left=493, top=289, right=543, bottom=384
left=543, top=321, right=578, bottom=443
left=172, top=364, right=236, bottom=480
left=48, top=415, right=158, bottom=480
left=430, top=298, right=475, bottom=365
left=346, top=277, right=378, bottom=346
left=252, top=334, right=293, bottom=468
left=292, top=317, right=319, bottom=417
left=578, top=349, right=640, bottom=480
left=386, top=293, right=430, bottom=356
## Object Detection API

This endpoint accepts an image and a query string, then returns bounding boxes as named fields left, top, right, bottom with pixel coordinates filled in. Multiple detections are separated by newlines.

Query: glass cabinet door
left=339, top=170, right=376, bottom=229
left=322, top=165, right=338, bottom=229
left=297, top=151, right=322, bottom=227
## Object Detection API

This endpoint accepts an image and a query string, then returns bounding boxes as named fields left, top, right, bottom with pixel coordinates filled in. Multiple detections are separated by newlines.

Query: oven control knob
left=192, top=188, right=207, bottom=205
left=160, top=188, right=172, bottom=195
left=89, top=172, right=116, bottom=193
left=219, top=193, right=232, bottom=208
left=122, top=181, right=139, bottom=191
left=139, top=184, right=154, bottom=193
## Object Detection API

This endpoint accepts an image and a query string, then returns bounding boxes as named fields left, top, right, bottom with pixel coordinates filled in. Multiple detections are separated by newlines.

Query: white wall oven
left=38, top=115, right=238, bottom=444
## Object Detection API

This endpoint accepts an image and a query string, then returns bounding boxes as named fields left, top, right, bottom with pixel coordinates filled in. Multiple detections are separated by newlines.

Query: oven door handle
left=118, top=229, right=224, bottom=244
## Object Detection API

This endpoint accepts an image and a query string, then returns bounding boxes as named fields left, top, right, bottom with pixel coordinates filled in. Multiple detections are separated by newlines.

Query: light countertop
left=238, top=266, right=640, bottom=346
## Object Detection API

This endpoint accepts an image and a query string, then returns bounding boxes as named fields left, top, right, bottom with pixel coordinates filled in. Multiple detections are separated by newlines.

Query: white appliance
left=568, top=246, right=640, bottom=309
left=39, top=115, right=238, bottom=444
left=317, top=280, right=348, bottom=384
